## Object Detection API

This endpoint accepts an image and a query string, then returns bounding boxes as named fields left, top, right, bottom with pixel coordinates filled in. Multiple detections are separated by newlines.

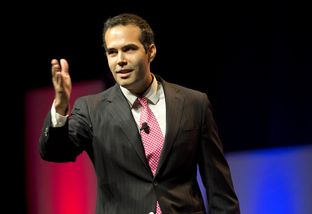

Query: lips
left=116, top=69, right=132, bottom=78
left=116, top=69, right=132, bottom=73
left=117, top=69, right=131, bottom=73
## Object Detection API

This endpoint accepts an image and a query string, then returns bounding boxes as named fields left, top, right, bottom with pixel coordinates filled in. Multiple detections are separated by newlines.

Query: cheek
left=107, top=59, right=115, bottom=71
left=135, top=58, right=148, bottom=70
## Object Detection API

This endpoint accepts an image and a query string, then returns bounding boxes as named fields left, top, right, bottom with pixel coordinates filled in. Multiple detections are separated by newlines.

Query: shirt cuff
left=51, top=100, right=69, bottom=127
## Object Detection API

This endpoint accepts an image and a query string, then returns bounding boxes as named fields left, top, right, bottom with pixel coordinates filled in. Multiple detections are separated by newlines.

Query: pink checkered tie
left=138, top=97, right=163, bottom=214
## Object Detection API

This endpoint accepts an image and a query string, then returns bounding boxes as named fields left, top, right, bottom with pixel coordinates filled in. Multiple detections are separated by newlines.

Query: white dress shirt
left=120, top=75, right=166, bottom=136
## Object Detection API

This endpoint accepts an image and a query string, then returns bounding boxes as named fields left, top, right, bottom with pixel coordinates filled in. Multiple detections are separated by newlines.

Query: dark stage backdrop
left=3, top=0, right=311, bottom=213
left=19, top=1, right=312, bottom=151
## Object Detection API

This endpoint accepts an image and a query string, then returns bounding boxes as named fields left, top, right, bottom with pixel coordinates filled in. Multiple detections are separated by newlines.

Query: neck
left=137, top=74, right=154, bottom=97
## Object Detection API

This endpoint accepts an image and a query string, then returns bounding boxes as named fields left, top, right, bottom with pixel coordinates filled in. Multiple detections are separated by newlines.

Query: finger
left=51, top=59, right=61, bottom=76
left=60, top=58, right=69, bottom=75
left=51, top=59, right=63, bottom=89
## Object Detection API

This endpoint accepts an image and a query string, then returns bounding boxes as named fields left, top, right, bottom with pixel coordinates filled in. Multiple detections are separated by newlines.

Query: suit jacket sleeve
left=198, top=93, right=240, bottom=214
left=39, top=97, right=92, bottom=162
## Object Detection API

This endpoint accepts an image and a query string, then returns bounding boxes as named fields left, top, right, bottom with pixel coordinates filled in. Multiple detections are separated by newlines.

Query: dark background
left=4, top=0, right=311, bottom=213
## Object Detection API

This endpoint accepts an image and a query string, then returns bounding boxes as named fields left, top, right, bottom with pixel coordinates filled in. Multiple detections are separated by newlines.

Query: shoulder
left=74, top=84, right=118, bottom=107
left=170, top=82, right=205, bottom=96
left=159, top=76, right=208, bottom=100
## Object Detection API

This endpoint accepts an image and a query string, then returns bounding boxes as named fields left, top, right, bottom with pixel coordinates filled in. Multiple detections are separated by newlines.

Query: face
left=105, top=24, right=156, bottom=95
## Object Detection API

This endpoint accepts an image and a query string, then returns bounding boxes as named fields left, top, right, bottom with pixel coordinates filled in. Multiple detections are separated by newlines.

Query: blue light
left=197, top=145, right=312, bottom=214
left=226, top=145, right=312, bottom=214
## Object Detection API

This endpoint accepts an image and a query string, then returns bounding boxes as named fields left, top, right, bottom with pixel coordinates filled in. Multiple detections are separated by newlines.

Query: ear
left=148, top=44, right=157, bottom=62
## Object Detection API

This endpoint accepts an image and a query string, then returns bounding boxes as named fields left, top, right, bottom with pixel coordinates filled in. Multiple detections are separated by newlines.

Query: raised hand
left=51, top=59, right=72, bottom=115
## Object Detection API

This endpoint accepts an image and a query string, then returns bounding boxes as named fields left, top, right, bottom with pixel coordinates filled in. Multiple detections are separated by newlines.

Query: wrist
left=54, top=100, right=69, bottom=116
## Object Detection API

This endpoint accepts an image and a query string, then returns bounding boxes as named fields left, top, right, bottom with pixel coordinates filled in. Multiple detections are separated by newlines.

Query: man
left=39, top=13, right=240, bottom=214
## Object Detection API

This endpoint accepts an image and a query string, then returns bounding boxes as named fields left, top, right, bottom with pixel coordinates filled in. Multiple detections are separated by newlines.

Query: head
left=103, top=13, right=156, bottom=95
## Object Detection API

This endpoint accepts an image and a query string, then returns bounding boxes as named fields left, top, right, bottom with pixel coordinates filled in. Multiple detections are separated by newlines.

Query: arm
left=198, top=93, right=240, bottom=214
left=39, top=59, right=80, bottom=162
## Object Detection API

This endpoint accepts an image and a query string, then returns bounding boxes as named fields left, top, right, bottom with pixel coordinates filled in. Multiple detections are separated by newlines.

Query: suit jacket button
left=153, top=181, right=158, bottom=186
left=44, top=127, right=49, bottom=136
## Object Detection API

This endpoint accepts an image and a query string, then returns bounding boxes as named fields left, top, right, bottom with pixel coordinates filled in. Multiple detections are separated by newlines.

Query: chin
left=118, top=79, right=133, bottom=88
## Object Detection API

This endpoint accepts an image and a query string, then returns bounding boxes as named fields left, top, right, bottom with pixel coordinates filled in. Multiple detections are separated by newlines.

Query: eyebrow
left=106, top=43, right=139, bottom=52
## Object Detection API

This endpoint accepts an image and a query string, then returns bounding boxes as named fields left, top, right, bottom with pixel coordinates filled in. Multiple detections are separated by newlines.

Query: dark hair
left=102, top=13, right=155, bottom=52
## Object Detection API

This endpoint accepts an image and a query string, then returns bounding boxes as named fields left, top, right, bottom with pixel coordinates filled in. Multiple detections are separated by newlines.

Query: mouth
left=116, top=69, right=132, bottom=74
left=116, top=69, right=133, bottom=78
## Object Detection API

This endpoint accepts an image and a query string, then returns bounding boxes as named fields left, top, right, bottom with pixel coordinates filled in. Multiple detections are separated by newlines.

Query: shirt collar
left=120, top=74, right=160, bottom=107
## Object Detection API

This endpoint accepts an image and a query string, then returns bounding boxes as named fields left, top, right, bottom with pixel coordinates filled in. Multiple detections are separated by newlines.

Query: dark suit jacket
left=39, top=76, right=240, bottom=214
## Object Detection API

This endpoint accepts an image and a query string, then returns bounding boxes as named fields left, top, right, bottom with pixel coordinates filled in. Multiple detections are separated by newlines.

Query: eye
left=107, top=49, right=117, bottom=56
left=123, top=45, right=139, bottom=52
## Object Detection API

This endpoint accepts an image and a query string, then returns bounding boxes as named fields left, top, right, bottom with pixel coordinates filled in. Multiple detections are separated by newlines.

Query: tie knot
left=137, top=97, right=148, bottom=107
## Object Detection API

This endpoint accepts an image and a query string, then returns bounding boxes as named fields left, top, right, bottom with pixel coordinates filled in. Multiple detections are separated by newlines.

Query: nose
left=117, top=52, right=127, bottom=67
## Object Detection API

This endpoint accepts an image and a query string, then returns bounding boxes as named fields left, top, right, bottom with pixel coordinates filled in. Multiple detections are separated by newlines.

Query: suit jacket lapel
left=104, top=81, right=185, bottom=177
left=106, top=85, right=151, bottom=173
left=155, top=79, right=184, bottom=176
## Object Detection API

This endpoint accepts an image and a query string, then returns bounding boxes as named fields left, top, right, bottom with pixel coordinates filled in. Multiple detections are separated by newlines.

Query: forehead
left=105, top=25, right=142, bottom=47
